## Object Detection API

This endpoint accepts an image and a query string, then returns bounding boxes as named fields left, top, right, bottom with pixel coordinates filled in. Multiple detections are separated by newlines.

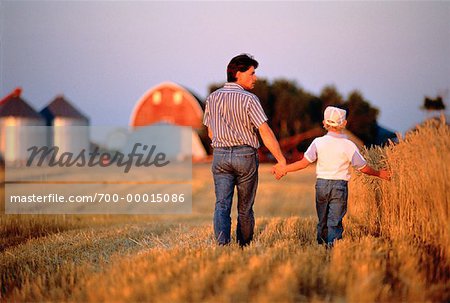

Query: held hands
left=272, top=163, right=287, bottom=180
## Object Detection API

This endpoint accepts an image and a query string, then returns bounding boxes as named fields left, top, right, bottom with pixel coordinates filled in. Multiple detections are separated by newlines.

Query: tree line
left=207, top=79, right=382, bottom=146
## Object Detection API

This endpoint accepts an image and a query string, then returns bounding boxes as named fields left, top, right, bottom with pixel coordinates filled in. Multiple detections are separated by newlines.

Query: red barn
left=131, top=82, right=204, bottom=128
left=130, top=82, right=207, bottom=160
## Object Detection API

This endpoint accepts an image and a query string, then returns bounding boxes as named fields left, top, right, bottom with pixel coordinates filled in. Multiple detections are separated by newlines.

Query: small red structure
left=0, top=87, right=22, bottom=106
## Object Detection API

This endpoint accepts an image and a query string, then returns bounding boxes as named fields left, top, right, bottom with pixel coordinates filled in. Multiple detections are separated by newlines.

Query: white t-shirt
left=304, top=132, right=367, bottom=181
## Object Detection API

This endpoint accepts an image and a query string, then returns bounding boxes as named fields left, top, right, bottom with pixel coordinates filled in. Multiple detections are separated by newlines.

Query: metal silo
left=40, top=95, right=90, bottom=155
left=0, top=88, right=46, bottom=165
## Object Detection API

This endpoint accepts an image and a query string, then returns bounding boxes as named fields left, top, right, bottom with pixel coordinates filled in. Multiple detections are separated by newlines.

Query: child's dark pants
left=315, top=179, right=348, bottom=245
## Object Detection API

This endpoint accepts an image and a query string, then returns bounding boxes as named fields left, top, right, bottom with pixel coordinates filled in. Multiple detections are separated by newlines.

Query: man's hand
left=272, top=163, right=287, bottom=180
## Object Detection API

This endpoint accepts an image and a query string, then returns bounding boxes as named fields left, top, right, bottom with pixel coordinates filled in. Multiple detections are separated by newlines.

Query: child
left=273, top=106, right=390, bottom=246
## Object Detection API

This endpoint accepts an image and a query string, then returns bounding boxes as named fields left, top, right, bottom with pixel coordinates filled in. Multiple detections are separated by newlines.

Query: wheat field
left=0, top=119, right=449, bottom=302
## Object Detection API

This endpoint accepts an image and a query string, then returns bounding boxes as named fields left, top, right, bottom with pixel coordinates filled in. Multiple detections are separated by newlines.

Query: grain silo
left=0, top=88, right=46, bottom=165
left=40, top=95, right=90, bottom=154
left=130, top=82, right=207, bottom=160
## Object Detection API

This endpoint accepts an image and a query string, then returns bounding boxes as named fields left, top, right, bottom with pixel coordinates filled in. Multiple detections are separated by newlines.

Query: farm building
left=40, top=95, right=89, bottom=126
left=0, top=88, right=46, bottom=164
left=40, top=95, right=90, bottom=154
left=130, top=82, right=208, bottom=160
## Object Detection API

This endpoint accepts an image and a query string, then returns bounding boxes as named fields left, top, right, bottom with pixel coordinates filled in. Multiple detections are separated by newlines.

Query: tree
left=207, top=80, right=383, bottom=147
left=319, top=85, right=344, bottom=108
left=344, top=90, right=379, bottom=145
left=422, top=96, right=446, bottom=111
left=252, top=79, right=274, bottom=127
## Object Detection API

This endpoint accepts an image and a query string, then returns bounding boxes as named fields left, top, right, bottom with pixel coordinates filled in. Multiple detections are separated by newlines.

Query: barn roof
left=189, top=90, right=205, bottom=111
left=40, top=95, right=89, bottom=124
left=0, top=94, right=43, bottom=120
left=130, top=82, right=205, bottom=128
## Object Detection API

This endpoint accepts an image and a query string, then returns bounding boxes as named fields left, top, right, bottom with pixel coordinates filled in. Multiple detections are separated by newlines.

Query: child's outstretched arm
left=286, top=157, right=311, bottom=173
left=359, top=165, right=391, bottom=180
left=272, top=157, right=311, bottom=180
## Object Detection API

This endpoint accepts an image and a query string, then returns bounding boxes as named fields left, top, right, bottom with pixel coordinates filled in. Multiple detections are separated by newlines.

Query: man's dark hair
left=227, top=54, right=259, bottom=82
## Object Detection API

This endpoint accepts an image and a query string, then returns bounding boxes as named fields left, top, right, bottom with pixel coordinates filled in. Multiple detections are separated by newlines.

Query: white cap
left=324, top=106, right=346, bottom=127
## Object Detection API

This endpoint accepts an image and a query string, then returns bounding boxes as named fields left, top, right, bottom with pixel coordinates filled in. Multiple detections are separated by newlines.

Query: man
left=203, top=53, right=286, bottom=247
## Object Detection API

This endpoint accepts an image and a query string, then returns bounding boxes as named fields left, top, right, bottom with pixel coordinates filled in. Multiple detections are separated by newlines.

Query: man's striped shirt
left=203, top=83, right=268, bottom=148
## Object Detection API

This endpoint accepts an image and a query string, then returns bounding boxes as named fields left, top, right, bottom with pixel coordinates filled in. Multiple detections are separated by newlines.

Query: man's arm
left=258, top=122, right=286, bottom=165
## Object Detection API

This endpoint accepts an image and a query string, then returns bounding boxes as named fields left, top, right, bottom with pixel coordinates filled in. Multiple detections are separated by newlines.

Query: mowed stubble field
left=0, top=119, right=449, bottom=302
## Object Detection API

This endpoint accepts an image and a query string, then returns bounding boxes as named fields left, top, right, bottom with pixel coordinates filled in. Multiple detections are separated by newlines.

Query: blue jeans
left=315, top=179, right=348, bottom=245
left=212, top=145, right=259, bottom=246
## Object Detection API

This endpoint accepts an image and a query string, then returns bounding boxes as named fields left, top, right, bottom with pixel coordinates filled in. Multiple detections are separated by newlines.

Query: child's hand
left=361, top=165, right=392, bottom=181
left=272, top=163, right=287, bottom=180
left=379, top=169, right=391, bottom=181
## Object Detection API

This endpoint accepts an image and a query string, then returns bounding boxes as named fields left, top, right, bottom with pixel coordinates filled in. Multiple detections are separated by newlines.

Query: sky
left=1, top=0, right=449, bottom=134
